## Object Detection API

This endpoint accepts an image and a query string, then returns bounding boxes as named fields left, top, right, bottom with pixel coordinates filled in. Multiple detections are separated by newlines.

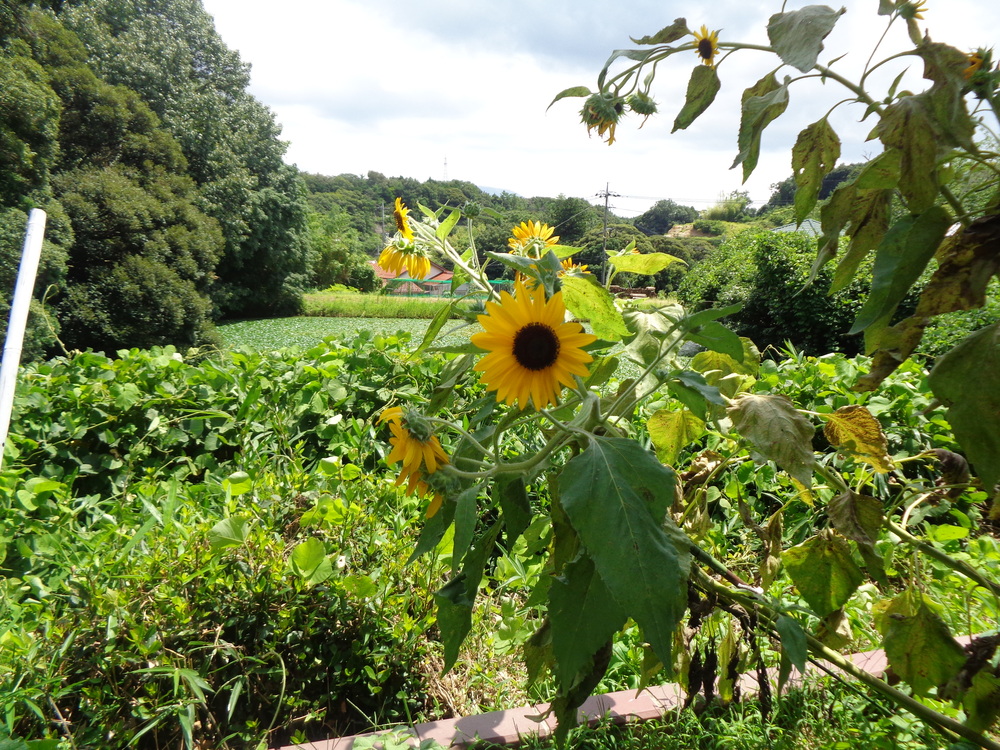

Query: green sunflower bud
left=627, top=92, right=658, bottom=117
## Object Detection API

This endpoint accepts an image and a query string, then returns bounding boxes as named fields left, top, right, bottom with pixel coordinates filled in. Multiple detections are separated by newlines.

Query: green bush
left=677, top=230, right=908, bottom=355
left=692, top=218, right=726, bottom=236
left=1, top=333, right=459, bottom=747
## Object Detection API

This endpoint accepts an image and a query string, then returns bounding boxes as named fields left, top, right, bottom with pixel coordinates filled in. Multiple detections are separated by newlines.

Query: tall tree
left=633, top=199, right=698, bottom=236
left=62, top=0, right=310, bottom=316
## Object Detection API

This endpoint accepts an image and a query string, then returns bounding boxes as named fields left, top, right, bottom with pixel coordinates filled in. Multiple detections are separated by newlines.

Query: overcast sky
left=200, top=0, right=999, bottom=217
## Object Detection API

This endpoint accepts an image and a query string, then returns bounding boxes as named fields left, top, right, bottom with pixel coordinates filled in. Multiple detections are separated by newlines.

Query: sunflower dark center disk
left=698, top=39, right=714, bottom=59
left=513, top=323, right=560, bottom=371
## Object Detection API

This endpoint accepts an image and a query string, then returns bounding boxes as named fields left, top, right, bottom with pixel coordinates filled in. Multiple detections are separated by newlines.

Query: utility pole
left=596, top=183, right=619, bottom=284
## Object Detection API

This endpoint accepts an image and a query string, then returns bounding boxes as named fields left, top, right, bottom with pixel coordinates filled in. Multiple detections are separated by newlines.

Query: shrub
left=676, top=229, right=917, bottom=356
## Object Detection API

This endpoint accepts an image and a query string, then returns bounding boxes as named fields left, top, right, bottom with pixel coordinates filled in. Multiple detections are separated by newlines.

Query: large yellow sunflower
left=379, top=406, right=447, bottom=517
left=393, top=197, right=414, bottom=241
left=508, top=220, right=560, bottom=254
left=693, top=25, right=720, bottom=67
left=472, top=280, right=596, bottom=410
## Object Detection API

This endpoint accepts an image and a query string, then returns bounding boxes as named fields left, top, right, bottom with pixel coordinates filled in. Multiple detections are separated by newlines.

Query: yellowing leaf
left=781, top=530, right=864, bottom=617
left=823, top=405, right=893, bottom=472
left=648, top=408, right=705, bottom=466
left=610, top=251, right=685, bottom=276
left=560, top=275, right=629, bottom=341
left=882, top=591, right=966, bottom=697
left=791, top=118, right=840, bottom=224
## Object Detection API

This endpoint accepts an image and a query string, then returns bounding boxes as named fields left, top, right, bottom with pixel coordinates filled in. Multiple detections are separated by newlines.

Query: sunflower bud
left=580, top=94, right=624, bottom=145
left=627, top=92, right=658, bottom=117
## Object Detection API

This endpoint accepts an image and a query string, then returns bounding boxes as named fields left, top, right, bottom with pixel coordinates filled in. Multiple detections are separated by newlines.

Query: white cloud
left=201, top=0, right=1000, bottom=215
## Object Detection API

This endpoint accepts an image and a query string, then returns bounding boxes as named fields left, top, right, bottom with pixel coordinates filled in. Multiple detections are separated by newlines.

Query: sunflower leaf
left=610, top=251, right=685, bottom=275
left=875, top=96, right=940, bottom=213
left=560, top=275, right=630, bottom=341
left=549, top=553, right=628, bottom=692
left=630, top=18, right=690, bottom=46
left=648, top=408, right=705, bottom=465
left=560, top=437, right=690, bottom=669
left=928, top=322, right=1000, bottom=493
left=850, top=205, right=951, bottom=334
left=547, top=86, right=592, bottom=111
left=781, top=530, right=864, bottom=617
left=767, top=6, right=845, bottom=73
left=791, top=118, right=841, bottom=225
left=672, top=64, right=721, bottom=133
left=435, top=522, right=501, bottom=672
left=733, top=73, right=790, bottom=181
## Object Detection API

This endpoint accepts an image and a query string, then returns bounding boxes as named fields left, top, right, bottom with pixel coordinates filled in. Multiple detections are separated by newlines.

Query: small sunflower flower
left=379, top=406, right=447, bottom=517
left=393, top=197, right=413, bottom=241
left=693, top=25, right=720, bottom=67
left=472, top=280, right=596, bottom=410
left=559, top=258, right=590, bottom=277
left=509, top=220, right=560, bottom=256
left=964, top=51, right=985, bottom=79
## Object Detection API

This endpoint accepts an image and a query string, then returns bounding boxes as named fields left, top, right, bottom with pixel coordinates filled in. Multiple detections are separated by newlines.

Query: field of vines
left=1, top=322, right=997, bottom=748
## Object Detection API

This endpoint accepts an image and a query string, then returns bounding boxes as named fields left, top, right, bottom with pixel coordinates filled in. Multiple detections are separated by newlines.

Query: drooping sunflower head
left=393, top=197, right=414, bottom=241
left=580, top=93, right=624, bottom=145
left=627, top=92, right=658, bottom=127
left=379, top=241, right=432, bottom=280
left=509, top=220, right=560, bottom=256
left=378, top=406, right=447, bottom=516
left=693, top=25, right=720, bottom=67
left=471, top=280, right=597, bottom=410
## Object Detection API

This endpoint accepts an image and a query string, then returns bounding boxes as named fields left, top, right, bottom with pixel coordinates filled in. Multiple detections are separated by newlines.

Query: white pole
left=0, top=208, right=47, bottom=469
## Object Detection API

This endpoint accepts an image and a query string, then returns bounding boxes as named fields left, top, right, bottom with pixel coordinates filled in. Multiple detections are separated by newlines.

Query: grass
left=304, top=290, right=471, bottom=319
left=217, top=316, right=479, bottom=352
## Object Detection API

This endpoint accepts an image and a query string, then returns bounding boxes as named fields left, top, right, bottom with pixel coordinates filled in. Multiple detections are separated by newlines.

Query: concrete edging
left=275, top=638, right=962, bottom=750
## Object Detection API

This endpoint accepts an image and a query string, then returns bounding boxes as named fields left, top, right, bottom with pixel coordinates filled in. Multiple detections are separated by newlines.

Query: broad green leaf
left=829, top=188, right=892, bottom=293
left=318, top=457, right=340, bottom=476
left=672, top=64, right=721, bottom=133
left=666, top=369, right=727, bottom=421
left=435, top=523, right=501, bottom=672
left=767, top=6, right=845, bottom=72
left=683, top=320, right=745, bottom=362
left=451, top=485, right=479, bottom=575
left=776, top=615, right=808, bottom=693
left=547, top=86, right=592, bottom=110
left=498, top=475, right=531, bottom=550
left=882, top=592, right=966, bottom=697
left=732, top=73, right=790, bottom=181
left=631, top=18, right=689, bottom=45
left=823, top=405, right=893, bottom=473
left=791, top=118, right=841, bottom=224
left=928, top=323, right=1000, bottom=493
left=854, top=315, right=932, bottom=391
left=208, top=517, right=249, bottom=553
left=549, top=553, right=627, bottom=691
left=342, top=573, right=377, bottom=597
left=875, top=97, right=940, bottom=213
left=560, top=275, right=629, bottom=341
left=648, top=408, right=705, bottom=465
left=560, top=437, right=690, bottom=667
left=223, top=471, right=251, bottom=497
left=728, top=394, right=816, bottom=487
left=850, top=205, right=951, bottom=335
left=855, top=149, right=901, bottom=190
left=782, top=530, right=864, bottom=617
left=610, top=251, right=684, bottom=276
left=817, top=181, right=857, bottom=271
left=290, top=538, right=333, bottom=586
